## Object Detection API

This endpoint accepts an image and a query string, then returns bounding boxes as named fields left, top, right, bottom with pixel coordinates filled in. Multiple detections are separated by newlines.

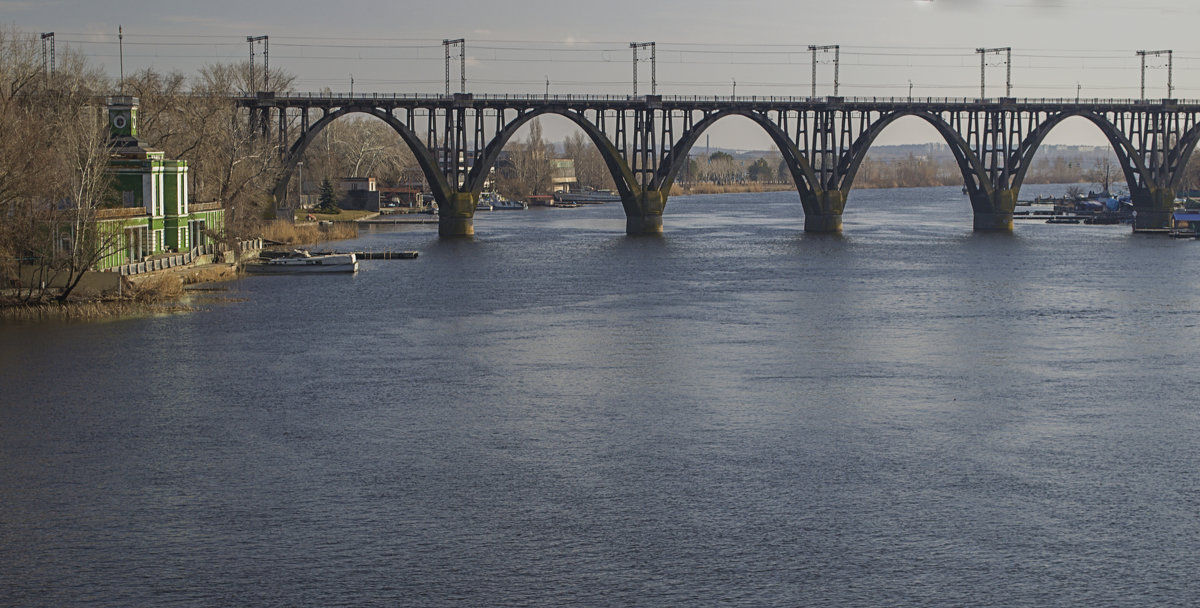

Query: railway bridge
left=239, top=93, right=1200, bottom=236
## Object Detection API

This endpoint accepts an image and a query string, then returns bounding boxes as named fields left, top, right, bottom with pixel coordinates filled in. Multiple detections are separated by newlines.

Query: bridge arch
left=838, top=110, right=989, bottom=199
left=271, top=105, right=451, bottom=207
left=465, top=107, right=639, bottom=202
left=657, top=109, right=819, bottom=199
left=1006, top=111, right=1145, bottom=196
left=1167, top=120, right=1200, bottom=190
left=655, top=108, right=996, bottom=228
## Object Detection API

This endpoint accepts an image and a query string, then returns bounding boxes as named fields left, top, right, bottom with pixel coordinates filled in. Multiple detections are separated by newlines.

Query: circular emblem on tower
left=112, top=113, right=128, bottom=130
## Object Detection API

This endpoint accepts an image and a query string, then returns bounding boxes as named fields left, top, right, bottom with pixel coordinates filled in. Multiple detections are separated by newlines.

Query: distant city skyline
left=10, top=0, right=1200, bottom=148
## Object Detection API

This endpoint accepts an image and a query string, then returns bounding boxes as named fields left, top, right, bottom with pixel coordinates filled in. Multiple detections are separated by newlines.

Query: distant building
left=551, top=159, right=577, bottom=192
left=95, top=96, right=223, bottom=269
left=335, top=177, right=380, bottom=211
left=377, top=187, right=423, bottom=208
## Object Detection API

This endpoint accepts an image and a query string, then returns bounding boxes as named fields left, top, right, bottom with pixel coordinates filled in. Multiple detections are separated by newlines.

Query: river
left=3, top=186, right=1200, bottom=606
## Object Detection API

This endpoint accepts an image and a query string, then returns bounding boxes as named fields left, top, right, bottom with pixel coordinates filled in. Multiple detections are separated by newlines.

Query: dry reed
left=0, top=298, right=194, bottom=323
left=129, top=273, right=184, bottom=303
left=181, top=265, right=237, bottom=285
left=261, top=220, right=359, bottom=245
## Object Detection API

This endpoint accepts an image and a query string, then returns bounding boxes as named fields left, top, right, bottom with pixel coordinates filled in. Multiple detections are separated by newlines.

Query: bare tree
left=563, top=131, right=615, bottom=190
left=47, top=103, right=119, bottom=301
left=497, top=119, right=554, bottom=198
left=1084, top=156, right=1118, bottom=195
left=302, top=116, right=417, bottom=184
left=0, top=30, right=114, bottom=302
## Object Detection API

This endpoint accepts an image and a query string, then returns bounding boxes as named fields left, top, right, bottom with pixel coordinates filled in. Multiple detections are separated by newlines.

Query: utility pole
left=976, top=47, right=1012, bottom=98
left=1137, top=49, right=1173, bottom=99
left=118, top=26, right=124, bottom=93
left=630, top=42, right=655, bottom=96
left=808, top=45, right=839, bottom=97
left=247, top=35, right=268, bottom=91
left=40, top=33, right=54, bottom=78
left=443, top=39, right=465, bottom=94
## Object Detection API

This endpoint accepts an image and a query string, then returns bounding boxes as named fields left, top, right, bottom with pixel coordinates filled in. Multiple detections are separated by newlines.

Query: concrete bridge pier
left=1132, top=187, right=1174, bottom=232
left=624, top=190, right=666, bottom=236
left=437, top=192, right=478, bottom=237
left=803, top=190, right=846, bottom=234
left=970, top=188, right=1017, bottom=232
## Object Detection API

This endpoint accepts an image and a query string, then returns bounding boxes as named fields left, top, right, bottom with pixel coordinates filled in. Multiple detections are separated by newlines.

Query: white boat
left=554, top=189, right=620, bottom=204
left=481, top=192, right=526, bottom=210
left=245, top=250, right=358, bottom=273
left=491, top=198, right=527, bottom=210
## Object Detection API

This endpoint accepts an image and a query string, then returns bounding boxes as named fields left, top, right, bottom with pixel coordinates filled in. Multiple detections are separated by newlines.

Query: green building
left=95, top=96, right=224, bottom=270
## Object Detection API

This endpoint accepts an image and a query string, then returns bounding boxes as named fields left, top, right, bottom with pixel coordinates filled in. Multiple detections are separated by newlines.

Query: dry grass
left=1, top=262, right=242, bottom=324
left=294, top=209, right=376, bottom=222
left=181, top=264, right=237, bottom=285
left=0, top=297, right=193, bottom=323
left=129, top=273, right=184, bottom=303
left=261, top=220, right=359, bottom=245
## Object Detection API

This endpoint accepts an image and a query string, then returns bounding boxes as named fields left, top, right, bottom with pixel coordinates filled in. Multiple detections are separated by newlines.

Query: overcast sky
left=10, top=0, right=1200, bottom=148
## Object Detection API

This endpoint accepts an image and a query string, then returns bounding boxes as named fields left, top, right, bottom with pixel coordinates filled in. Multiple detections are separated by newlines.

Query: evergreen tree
left=748, top=158, right=773, bottom=182
left=317, top=178, right=340, bottom=214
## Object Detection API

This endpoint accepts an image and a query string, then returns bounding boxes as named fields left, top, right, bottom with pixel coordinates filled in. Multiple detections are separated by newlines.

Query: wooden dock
left=358, top=215, right=438, bottom=225
left=335, top=250, right=419, bottom=259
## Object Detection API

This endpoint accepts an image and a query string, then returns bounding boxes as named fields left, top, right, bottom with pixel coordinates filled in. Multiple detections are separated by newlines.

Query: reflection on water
left=3, top=186, right=1200, bottom=606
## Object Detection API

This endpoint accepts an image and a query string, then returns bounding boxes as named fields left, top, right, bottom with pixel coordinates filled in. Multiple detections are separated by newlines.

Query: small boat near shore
left=554, top=189, right=620, bottom=204
left=245, top=250, right=358, bottom=273
left=482, top=192, right=527, bottom=210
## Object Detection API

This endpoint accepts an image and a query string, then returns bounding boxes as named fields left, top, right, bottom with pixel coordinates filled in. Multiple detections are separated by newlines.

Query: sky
left=9, top=0, right=1200, bottom=149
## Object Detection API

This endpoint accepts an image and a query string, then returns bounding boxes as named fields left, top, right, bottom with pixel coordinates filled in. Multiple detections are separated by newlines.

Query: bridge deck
left=238, top=93, right=1200, bottom=112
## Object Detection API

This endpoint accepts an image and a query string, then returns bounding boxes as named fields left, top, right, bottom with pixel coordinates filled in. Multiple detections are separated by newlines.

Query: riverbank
left=1, top=222, right=358, bottom=323
left=1, top=273, right=194, bottom=323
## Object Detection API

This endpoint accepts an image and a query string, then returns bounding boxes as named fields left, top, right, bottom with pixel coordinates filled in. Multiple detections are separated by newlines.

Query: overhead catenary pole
left=248, top=37, right=254, bottom=92
left=976, top=47, right=1012, bottom=98
left=811, top=48, right=817, bottom=98
left=118, top=26, right=124, bottom=93
left=834, top=45, right=840, bottom=96
left=979, top=48, right=985, bottom=98
left=630, top=42, right=655, bottom=95
left=443, top=39, right=465, bottom=94
left=651, top=43, right=656, bottom=95
left=1006, top=47, right=1011, bottom=96
left=1139, top=50, right=1146, bottom=100
left=632, top=44, right=637, bottom=96
left=247, top=36, right=268, bottom=92
left=40, top=32, right=54, bottom=78
left=808, top=45, right=839, bottom=97
left=1137, top=49, right=1174, bottom=100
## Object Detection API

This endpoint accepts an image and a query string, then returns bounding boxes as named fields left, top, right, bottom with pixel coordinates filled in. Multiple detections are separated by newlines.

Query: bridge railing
left=238, top=92, right=1200, bottom=107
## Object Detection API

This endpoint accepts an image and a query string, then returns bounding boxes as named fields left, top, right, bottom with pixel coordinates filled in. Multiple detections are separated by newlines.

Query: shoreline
left=2, top=222, right=362, bottom=324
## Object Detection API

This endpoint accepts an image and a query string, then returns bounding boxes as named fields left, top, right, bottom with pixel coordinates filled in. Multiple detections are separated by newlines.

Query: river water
left=3, top=186, right=1200, bottom=606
